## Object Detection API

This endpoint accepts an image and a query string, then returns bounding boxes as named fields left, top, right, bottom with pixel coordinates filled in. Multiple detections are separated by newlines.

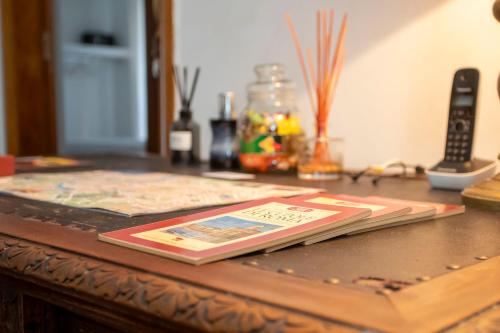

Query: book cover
left=266, top=193, right=411, bottom=252
left=98, top=197, right=370, bottom=265
left=348, top=196, right=464, bottom=235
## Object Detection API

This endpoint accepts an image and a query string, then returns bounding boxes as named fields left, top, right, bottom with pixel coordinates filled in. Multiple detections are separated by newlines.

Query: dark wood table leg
left=0, top=282, right=23, bottom=333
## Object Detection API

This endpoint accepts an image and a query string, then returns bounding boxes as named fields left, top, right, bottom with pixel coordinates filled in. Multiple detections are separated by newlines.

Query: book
left=15, top=156, right=88, bottom=169
left=98, top=197, right=370, bottom=265
left=348, top=196, right=464, bottom=235
left=265, top=193, right=411, bottom=252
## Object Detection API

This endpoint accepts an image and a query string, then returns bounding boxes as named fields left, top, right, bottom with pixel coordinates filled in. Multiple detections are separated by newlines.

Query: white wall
left=0, top=10, right=6, bottom=154
left=175, top=0, right=500, bottom=168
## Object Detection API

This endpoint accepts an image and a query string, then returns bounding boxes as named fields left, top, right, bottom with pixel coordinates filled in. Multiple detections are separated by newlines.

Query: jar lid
left=247, top=64, right=296, bottom=101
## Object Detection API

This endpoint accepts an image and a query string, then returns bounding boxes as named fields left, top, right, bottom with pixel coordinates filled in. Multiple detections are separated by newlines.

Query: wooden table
left=0, top=155, right=499, bottom=332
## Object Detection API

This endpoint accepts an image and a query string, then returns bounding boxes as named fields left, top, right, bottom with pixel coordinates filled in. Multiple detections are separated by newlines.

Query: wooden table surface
left=0, top=155, right=499, bottom=333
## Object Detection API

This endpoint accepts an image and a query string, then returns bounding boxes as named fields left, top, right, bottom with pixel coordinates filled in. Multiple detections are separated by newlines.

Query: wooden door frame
left=1, top=0, right=57, bottom=156
left=1, top=0, right=173, bottom=156
left=146, top=0, right=175, bottom=156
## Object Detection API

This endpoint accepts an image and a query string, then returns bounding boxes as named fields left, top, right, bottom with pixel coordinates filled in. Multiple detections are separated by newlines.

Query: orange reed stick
left=322, top=10, right=328, bottom=93
left=327, top=14, right=348, bottom=86
left=320, top=10, right=335, bottom=119
left=306, top=49, right=317, bottom=96
left=285, top=9, right=347, bottom=135
left=306, top=48, right=318, bottom=117
left=323, top=14, right=348, bottom=120
left=324, top=10, right=334, bottom=94
left=325, top=44, right=345, bottom=117
left=285, top=13, right=315, bottom=114
left=316, top=11, right=321, bottom=94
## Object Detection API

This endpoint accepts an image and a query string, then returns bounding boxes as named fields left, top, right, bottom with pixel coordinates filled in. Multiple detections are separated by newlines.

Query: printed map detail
left=0, top=171, right=320, bottom=216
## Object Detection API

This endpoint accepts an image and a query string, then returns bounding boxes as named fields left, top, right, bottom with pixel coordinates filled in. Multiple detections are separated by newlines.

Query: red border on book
left=366, top=196, right=463, bottom=215
left=100, top=197, right=369, bottom=259
left=287, top=193, right=410, bottom=218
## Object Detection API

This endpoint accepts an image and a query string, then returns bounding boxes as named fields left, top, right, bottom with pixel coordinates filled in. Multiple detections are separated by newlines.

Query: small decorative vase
left=297, top=123, right=343, bottom=180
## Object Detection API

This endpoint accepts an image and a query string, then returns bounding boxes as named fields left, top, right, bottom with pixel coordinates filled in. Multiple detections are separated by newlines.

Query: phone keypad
left=445, top=134, right=470, bottom=162
left=444, top=108, right=474, bottom=163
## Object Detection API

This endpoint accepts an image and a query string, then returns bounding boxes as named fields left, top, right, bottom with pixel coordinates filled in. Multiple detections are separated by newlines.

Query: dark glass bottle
left=210, top=92, right=239, bottom=169
left=170, top=109, right=200, bottom=165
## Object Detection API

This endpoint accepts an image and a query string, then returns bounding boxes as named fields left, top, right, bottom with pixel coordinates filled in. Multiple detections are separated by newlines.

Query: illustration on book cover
left=132, top=202, right=339, bottom=251
left=165, top=217, right=281, bottom=244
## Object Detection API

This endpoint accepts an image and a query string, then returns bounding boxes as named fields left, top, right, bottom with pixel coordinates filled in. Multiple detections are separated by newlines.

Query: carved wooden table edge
left=0, top=232, right=368, bottom=333
left=0, top=212, right=404, bottom=332
left=0, top=193, right=498, bottom=333
left=2, top=230, right=499, bottom=333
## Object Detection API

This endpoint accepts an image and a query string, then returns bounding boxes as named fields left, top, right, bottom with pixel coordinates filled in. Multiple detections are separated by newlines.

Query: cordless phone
left=443, top=68, right=479, bottom=164
left=427, top=68, right=497, bottom=190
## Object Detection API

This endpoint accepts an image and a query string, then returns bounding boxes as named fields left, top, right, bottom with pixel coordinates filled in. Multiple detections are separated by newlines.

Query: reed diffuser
left=170, top=66, right=201, bottom=165
left=286, top=10, right=347, bottom=179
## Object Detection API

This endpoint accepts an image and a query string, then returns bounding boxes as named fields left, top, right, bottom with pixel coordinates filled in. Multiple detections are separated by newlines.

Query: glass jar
left=239, top=64, right=304, bottom=172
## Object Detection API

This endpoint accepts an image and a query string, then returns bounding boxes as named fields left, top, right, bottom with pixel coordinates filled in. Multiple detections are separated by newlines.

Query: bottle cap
left=219, top=92, right=236, bottom=120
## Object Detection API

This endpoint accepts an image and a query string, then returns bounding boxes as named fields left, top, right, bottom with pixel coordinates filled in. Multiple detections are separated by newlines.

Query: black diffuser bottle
left=170, top=108, right=200, bottom=165
left=170, top=66, right=201, bottom=165
left=210, top=92, right=239, bottom=169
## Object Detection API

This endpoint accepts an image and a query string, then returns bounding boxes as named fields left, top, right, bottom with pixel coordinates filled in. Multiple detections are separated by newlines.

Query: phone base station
left=427, top=159, right=497, bottom=190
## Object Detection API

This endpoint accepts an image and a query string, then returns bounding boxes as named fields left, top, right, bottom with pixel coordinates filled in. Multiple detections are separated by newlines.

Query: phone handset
left=427, top=68, right=497, bottom=190
left=443, top=68, right=479, bottom=165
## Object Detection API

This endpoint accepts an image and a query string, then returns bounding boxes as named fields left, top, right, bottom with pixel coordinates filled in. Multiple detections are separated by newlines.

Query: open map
left=0, top=171, right=321, bottom=216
